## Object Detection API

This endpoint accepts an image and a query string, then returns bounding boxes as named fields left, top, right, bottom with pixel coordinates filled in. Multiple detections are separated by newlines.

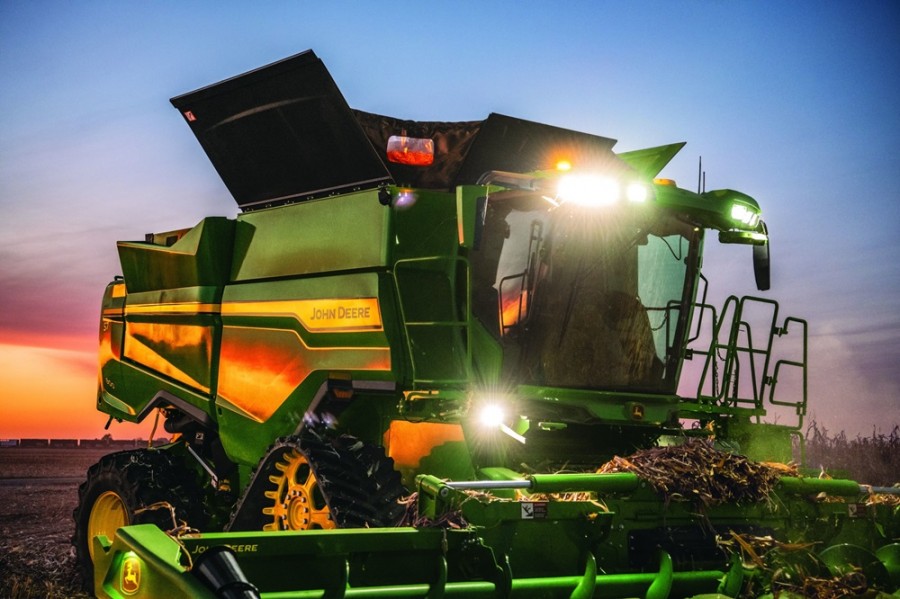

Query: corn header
left=74, top=50, right=900, bottom=598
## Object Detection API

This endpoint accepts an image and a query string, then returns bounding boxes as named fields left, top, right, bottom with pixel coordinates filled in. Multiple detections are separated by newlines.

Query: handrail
left=686, top=296, right=807, bottom=429
left=392, top=255, right=472, bottom=387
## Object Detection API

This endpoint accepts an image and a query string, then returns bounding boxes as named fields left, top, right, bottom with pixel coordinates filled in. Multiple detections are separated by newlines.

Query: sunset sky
left=1, top=2, right=898, bottom=440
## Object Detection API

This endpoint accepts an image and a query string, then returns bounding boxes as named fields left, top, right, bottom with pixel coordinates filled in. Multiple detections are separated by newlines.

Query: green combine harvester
left=74, top=50, right=899, bottom=598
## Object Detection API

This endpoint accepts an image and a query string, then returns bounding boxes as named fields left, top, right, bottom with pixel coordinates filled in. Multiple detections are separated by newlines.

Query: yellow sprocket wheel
left=261, top=447, right=335, bottom=531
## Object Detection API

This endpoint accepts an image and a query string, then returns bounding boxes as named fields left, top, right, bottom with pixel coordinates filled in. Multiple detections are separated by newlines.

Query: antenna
left=697, top=156, right=707, bottom=193
left=697, top=156, right=702, bottom=193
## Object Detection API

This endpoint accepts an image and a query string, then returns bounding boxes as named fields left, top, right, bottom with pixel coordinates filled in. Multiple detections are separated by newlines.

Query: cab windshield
left=471, top=192, right=699, bottom=394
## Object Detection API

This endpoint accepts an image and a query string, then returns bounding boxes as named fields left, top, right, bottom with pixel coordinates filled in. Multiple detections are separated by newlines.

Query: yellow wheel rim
left=87, top=491, right=129, bottom=561
left=262, top=448, right=335, bottom=531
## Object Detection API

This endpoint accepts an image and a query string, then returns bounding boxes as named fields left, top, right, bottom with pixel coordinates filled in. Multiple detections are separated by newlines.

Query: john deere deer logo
left=121, top=555, right=141, bottom=595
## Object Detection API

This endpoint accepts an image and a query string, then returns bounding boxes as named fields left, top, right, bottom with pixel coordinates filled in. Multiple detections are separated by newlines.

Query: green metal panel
left=231, top=189, right=390, bottom=282
left=92, top=525, right=213, bottom=599
left=390, top=188, right=472, bottom=386
left=123, top=286, right=223, bottom=395
left=117, top=216, right=234, bottom=292
left=97, top=524, right=727, bottom=598
left=616, top=142, right=686, bottom=179
left=215, top=272, right=398, bottom=470
left=97, top=360, right=216, bottom=425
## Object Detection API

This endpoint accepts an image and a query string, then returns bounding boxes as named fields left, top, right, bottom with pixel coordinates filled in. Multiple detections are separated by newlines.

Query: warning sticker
left=520, top=502, right=548, bottom=519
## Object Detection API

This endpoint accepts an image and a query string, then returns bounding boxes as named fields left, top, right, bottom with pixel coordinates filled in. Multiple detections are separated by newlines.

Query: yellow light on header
left=555, top=160, right=572, bottom=172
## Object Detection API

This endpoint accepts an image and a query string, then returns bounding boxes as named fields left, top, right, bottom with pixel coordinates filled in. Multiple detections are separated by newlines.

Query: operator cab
left=470, top=178, right=700, bottom=396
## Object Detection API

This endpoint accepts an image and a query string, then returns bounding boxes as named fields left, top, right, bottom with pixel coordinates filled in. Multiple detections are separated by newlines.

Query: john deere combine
left=74, top=50, right=900, bottom=598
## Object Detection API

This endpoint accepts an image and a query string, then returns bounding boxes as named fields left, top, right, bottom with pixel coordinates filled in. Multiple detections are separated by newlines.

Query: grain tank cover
left=170, top=50, right=391, bottom=211
left=171, top=49, right=623, bottom=210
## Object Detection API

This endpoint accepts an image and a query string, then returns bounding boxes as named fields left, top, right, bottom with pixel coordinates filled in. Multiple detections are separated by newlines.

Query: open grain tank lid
left=170, top=50, right=390, bottom=211
left=172, top=49, right=621, bottom=211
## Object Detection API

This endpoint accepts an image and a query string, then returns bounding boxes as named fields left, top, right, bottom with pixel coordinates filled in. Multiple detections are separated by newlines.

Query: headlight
left=557, top=174, right=620, bottom=207
left=556, top=174, right=650, bottom=208
left=626, top=182, right=649, bottom=203
left=478, top=404, right=506, bottom=428
left=474, top=402, right=526, bottom=444
left=731, top=202, right=760, bottom=228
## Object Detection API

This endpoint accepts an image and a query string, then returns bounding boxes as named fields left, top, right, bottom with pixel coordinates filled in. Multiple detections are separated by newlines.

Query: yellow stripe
left=125, top=303, right=221, bottom=315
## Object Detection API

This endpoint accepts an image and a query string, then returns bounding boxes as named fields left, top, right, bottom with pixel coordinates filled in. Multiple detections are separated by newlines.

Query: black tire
left=72, top=448, right=209, bottom=593
left=334, top=435, right=407, bottom=527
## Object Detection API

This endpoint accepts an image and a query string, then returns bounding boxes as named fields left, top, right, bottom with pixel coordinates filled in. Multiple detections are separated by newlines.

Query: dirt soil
left=0, top=448, right=115, bottom=599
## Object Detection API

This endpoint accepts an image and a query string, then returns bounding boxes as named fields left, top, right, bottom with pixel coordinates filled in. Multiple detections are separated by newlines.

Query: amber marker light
left=386, top=135, right=435, bottom=166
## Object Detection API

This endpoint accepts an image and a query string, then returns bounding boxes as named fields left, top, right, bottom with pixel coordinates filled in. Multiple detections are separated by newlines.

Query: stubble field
left=0, top=448, right=111, bottom=599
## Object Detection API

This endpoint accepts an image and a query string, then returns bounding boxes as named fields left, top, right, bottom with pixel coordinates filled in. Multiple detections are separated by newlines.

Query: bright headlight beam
left=557, top=174, right=619, bottom=207
left=731, top=203, right=760, bottom=227
left=626, top=182, right=648, bottom=203
left=479, top=404, right=505, bottom=428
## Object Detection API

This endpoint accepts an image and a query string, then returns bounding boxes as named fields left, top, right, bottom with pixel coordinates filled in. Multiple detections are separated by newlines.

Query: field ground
left=0, top=449, right=111, bottom=599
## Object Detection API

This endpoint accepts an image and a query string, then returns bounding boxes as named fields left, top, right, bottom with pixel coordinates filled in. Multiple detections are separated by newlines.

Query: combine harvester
left=74, top=50, right=899, bottom=598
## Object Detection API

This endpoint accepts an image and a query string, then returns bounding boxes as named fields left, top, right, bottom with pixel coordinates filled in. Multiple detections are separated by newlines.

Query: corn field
left=804, top=422, right=900, bottom=486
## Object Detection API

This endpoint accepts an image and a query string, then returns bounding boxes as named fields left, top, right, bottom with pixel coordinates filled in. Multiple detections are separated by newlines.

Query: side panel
left=99, top=217, right=234, bottom=423
left=122, top=287, right=221, bottom=395
left=215, top=274, right=398, bottom=467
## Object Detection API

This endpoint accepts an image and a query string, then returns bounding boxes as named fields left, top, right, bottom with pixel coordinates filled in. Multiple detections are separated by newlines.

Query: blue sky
left=1, top=1, right=898, bottom=438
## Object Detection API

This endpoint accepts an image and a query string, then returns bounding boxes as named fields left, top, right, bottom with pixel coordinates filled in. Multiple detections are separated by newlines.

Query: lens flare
left=557, top=174, right=619, bottom=207
left=626, top=182, right=648, bottom=203
left=478, top=404, right=505, bottom=428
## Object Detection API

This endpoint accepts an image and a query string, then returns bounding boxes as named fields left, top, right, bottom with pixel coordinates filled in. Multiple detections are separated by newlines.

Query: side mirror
left=753, top=239, right=770, bottom=291
left=752, top=220, right=770, bottom=291
left=718, top=220, right=770, bottom=291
